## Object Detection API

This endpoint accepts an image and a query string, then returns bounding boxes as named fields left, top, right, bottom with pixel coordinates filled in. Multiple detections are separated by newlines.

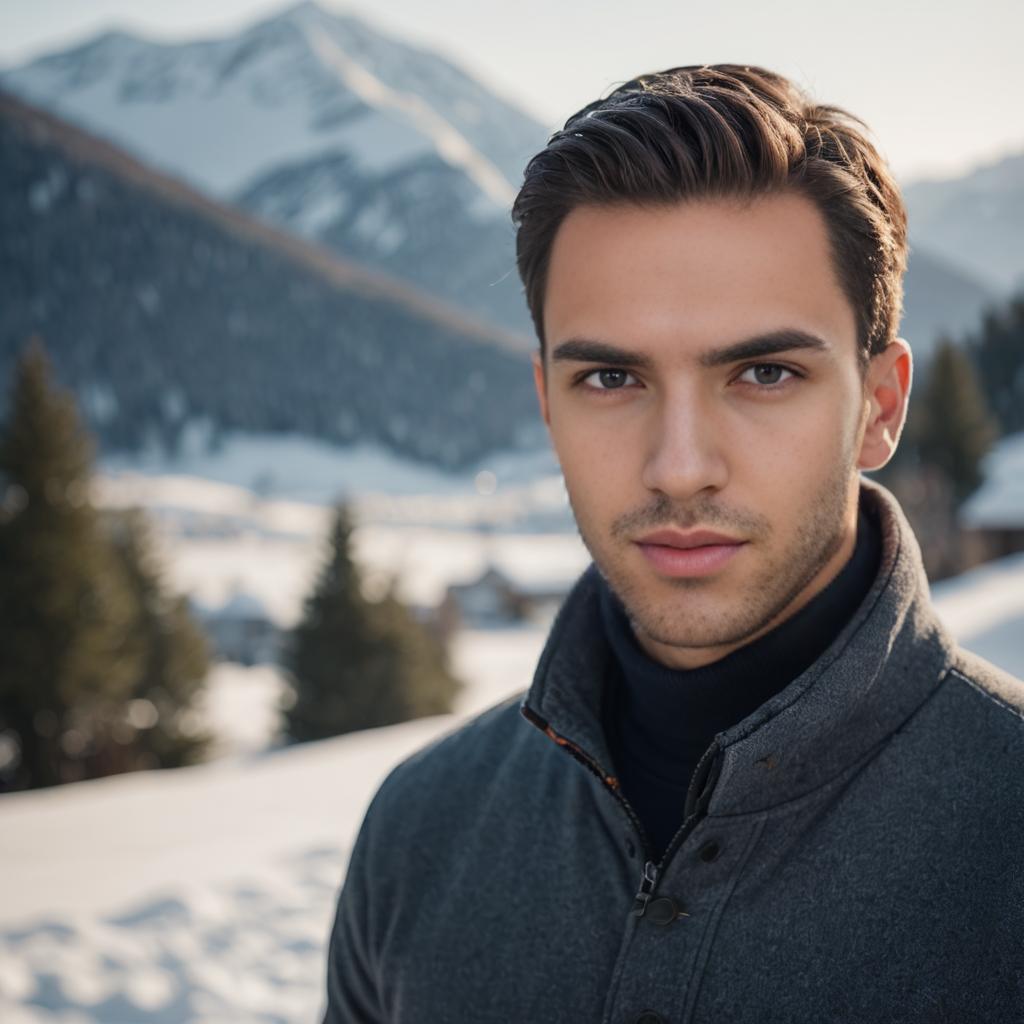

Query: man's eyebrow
left=549, top=338, right=654, bottom=370
left=698, top=329, right=831, bottom=367
left=549, top=330, right=830, bottom=369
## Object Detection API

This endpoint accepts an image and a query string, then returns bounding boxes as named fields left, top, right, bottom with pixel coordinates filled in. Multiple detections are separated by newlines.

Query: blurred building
left=440, top=562, right=577, bottom=628
left=960, top=432, right=1024, bottom=563
left=192, top=590, right=283, bottom=666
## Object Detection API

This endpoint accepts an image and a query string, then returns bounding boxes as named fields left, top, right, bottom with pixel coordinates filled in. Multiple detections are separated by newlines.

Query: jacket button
left=646, top=897, right=682, bottom=926
left=699, top=840, right=721, bottom=863
left=632, top=1013, right=665, bottom=1024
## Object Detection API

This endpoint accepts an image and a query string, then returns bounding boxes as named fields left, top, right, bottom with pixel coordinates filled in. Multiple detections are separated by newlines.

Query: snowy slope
left=0, top=627, right=547, bottom=1024
left=1, top=1, right=539, bottom=203
left=94, top=449, right=582, bottom=623
left=1, top=2, right=547, bottom=335
left=932, top=551, right=1024, bottom=679
left=960, top=431, right=1024, bottom=530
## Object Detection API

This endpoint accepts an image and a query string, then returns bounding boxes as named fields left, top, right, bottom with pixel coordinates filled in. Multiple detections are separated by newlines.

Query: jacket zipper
left=521, top=703, right=656, bottom=846
left=521, top=705, right=723, bottom=919
left=632, top=859, right=659, bottom=917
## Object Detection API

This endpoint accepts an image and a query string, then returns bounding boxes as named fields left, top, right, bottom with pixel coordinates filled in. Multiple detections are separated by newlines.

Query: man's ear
left=857, top=337, right=913, bottom=472
left=532, top=351, right=551, bottom=429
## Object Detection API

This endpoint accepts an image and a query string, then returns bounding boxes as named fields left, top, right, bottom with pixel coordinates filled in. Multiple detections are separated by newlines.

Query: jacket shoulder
left=947, top=647, right=1024, bottom=726
left=363, top=691, right=541, bottom=831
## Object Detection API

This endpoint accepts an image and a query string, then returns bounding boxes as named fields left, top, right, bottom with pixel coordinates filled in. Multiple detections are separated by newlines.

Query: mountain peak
left=267, top=0, right=340, bottom=29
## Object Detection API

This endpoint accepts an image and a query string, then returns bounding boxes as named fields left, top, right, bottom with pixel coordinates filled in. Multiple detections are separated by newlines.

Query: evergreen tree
left=282, top=503, right=461, bottom=742
left=916, top=337, right=998, bottom=506
left=968, top=291, right=1024, bottom=437
left=101, top=506, right=213, bottom=771
left=0, top=338, right=141, bottom=789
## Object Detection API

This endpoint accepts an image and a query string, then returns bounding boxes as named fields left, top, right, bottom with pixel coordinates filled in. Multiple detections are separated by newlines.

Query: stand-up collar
left=520, top=479, right=957, bottom=815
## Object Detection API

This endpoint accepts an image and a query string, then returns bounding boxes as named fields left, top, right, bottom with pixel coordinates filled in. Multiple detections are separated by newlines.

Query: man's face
left=534, top=192, right=906, bottom=669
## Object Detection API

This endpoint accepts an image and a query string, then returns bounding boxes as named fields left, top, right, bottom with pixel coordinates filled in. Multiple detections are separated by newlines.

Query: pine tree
left=968, top=291, right=1024, bottom=437
left=917, top=337, right=998, bottom=506
left=282, top=503, right=461, bottom=742
left=101, top=506, right=213, bottom=770
left=0, top=338, right=141, bottom=789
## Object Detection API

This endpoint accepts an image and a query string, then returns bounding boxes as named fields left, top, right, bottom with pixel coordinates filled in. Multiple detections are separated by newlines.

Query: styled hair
left=511, top=64, right=908, bottom=364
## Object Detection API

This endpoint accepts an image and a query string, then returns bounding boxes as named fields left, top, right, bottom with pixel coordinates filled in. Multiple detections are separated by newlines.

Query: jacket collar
left=520, top=479, right=957, bottom=815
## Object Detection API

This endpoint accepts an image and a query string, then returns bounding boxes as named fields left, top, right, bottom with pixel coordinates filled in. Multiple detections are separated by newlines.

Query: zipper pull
left=632, top=860, right=658, bottom=918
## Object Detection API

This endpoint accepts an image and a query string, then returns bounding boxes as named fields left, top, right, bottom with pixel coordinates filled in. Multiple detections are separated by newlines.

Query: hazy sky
left=2, top=0, right=1021, bottom=183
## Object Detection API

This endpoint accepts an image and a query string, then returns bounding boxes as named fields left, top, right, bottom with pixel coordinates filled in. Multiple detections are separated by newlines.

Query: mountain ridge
left=1, top=87, right=542, bottom=470
left=0, top=0, right=547, bottom=337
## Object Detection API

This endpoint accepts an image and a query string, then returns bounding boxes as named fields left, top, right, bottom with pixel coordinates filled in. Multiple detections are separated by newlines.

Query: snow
left=95, top=467, right=585, bottom=621
left=290, top=186, right=349, bottom=236
left=932, top=550, right=1024, bottom=678
left=1, top=5, right=516, bottom=214
left=6, top=46, right=358, bottom=197
left=960, top=431, right=1024, bottom=529
left=99, top=429, right=561, bottom=505
left=302, top=23, right=513, bottom=208
left=198, top=661, right=287, bottom=758
left=1, top=455, right=1020, bottom=1021
left=0, top=625, right=545, bottom=1024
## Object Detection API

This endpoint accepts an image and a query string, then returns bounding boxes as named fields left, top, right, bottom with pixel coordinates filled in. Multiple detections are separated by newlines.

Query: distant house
left=192, top=590, right=283, bottom=666
left=441, top=562, right=578, bottom=628
left=960, top=432, right=1024, bottom=563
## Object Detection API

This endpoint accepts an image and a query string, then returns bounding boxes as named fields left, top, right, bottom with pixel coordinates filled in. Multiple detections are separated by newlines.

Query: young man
left=322, top=65, right=1024, bottom=1023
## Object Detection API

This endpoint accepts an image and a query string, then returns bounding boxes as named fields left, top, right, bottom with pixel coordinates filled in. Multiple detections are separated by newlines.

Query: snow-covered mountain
left=1, top=0, right=549, bottom=337
left=0, top=90, right=542, bottom=470
left=2, top=1, right=541, bottom=199
left=903, top=148, right=1024, bottom=297
left=5, top=0, right=1016, bottom=349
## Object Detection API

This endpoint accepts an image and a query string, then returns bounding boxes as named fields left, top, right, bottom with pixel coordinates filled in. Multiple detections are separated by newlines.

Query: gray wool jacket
left=321, top=481, right=1024, bottom=1024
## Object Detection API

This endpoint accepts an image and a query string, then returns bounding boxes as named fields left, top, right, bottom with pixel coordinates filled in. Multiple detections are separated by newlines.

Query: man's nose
left=640, top=391, right=729, bottom=500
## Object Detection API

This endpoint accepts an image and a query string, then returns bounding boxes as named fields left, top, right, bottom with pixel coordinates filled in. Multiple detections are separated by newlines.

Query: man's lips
left=635, top=528, right=745, bottom=550
left=633, top=529, right=747, bottom=577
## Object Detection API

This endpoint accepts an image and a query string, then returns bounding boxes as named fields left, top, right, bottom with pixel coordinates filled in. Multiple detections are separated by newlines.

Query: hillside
left=7, top=0, right=1005, bottom=352
left=901, top=246, right=1000, bottom=360
left=903, top=148, right=1024, bottom=296
left=1, top=0, right=548, bottom=337
left=0, top=89, right=542, bottom=470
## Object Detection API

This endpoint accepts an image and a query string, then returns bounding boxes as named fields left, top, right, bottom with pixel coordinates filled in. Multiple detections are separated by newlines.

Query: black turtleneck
left=599, top=501, right=882, bottom=861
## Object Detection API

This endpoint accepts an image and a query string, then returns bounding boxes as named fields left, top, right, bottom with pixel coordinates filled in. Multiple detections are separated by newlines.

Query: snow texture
left=960, top=431, right=1024, bottom=529
left=0, top=627, right=546, bottom=1024
left=1, top=3, right=519, bottom=212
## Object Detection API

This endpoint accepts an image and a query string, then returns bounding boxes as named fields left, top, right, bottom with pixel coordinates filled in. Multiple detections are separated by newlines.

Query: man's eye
left=581, top=368, right=638, bottom=390
left=737, top=364, right=796, bottom=387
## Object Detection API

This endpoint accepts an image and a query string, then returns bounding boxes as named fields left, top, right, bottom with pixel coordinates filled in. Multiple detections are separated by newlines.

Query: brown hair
left=511, top=64, right=908, bottom=365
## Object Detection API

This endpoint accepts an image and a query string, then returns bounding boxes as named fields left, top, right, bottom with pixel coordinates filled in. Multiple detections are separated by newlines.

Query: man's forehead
left=542, top=194, right=859, bottom=362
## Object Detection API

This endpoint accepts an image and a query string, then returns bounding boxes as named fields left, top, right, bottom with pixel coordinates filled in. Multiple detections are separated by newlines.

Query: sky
left=1, top=0, right=1022, bottom=183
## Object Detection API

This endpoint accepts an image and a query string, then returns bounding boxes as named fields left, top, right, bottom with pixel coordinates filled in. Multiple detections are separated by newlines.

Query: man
left=322, top=65, right=1024, bottom=1023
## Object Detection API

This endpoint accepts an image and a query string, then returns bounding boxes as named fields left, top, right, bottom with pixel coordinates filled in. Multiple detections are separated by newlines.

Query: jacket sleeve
left=321, top=801, right=385, bottom=1024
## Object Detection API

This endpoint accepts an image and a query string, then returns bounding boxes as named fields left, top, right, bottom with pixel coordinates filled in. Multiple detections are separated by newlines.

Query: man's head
left=512, top=65, right=913, bottom=669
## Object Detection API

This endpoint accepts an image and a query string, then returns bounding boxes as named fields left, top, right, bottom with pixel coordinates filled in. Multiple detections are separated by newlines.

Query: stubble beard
left=567, top=455, right=858, bottom=653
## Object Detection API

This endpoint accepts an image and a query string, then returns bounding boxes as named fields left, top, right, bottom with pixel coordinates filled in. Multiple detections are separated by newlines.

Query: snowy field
left=1, top=451, right=1022, bottom=1024
left=0, top=626, right=547, bottom=1024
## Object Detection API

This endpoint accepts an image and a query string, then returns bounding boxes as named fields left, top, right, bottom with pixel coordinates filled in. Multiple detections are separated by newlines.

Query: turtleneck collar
left=600, top=503, right=882, bottom=766
left=595, top=501, right=881, bottom=857
left=519, top=479, right=963, bottom=869
left=521, top=480, right=957, bottom=827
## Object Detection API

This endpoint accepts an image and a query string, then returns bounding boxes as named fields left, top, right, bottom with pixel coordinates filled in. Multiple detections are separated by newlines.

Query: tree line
left=0, top=338, right=460, bottom=792
left=877, top=288, right=1024, bottom=579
